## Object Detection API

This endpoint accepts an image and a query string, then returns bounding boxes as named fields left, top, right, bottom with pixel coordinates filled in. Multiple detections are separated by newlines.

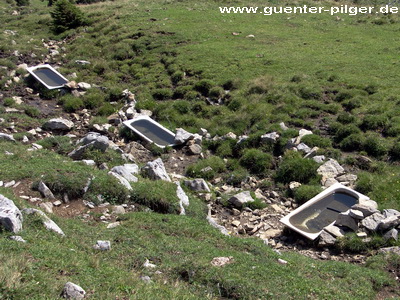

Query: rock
left=289, top=181, right=301, bottom=190
left=22, top=208, right=64, bottom=236
left=335, top=211, right=358, bottom=231
left=0, top=133, right=16, bottom=142
left=78, top=132, right=110, bottom=150
left=361, top=212, right=385, bottom=232
left=383, top=229, right=398, bottom=241
left=349, top=209, right=364, bottom=220
left=378, top=216, right=400, bottom=231
left=0, top=194, right=23, bottom=233
left=4, top=180, right=15, bottom=188
left=223, top=132, right=237, bottom=140
left=107, top=222, right=120, bottom=229
left=211, top=256, right=234, bottom=267
left=298, top=129, right=313, bottom=139
left=143, top=259, right=156, bottom=268
left=351, top=203, right=379, bottom=218
left=318, top=230, right=336, bottom=247
left=296, top=143, right=311, bottom=154
left=259, top=229, right=282, bottom=239
left=39, top=202, right=54, bottom=214
left=231, top=220, right=241, bottom=227
left=43, top=118, right=74, bottom=131
left=279, top=122, right=288, bottom=131
left=312, top=155, right=326, bottom=163
left=317, top=159, right=345, bottom=179
left=198, top=128, right=208, bottom=136
left=324, top=224, right=345, bottom=238
left=110, top=164, right=139, bottom=182
left=75, top=60, right=91, bottom=65
left=228, top=191, right=254, bottom=208
left=207, top=205, right=229, bottom=236
left=261, top=132, right=279, bottom=143
left=17, top=63, right=28, bottom=70
left=80, top=160, right=96, bottom=166
left=379, top=246, right=400, bottom=256
left=77, top=82, right=91, bottom=90
left=188, top=144, right=202, bottom=155
left=184, top=179, right=210, bottom=192
left=323, top=177, right=339, bottom=188
left=140, top=276, right=151, bottom=283
left=9, top=235, right=26, bottom=243
left=61, top=282, right=86, bottom=299
left=142, top=158, right=171, bottom=182
left=108, top=172, right=132, bottom=190
left=93, top=240, right=111, bottom=251
left=112, top=205, right=125, bottom=215
left=270, top=204, right=284, bottom=214
left=174, top=128, right=193, bottom=145
left=303, top=147, right=319, bottom=159
left=38, top=181, right=55, bottom=199
left=336, top=174, right=357, bottom=184
left=383, top=209, right=400, bottom=218
left=278, top=258, right=288, bottom=265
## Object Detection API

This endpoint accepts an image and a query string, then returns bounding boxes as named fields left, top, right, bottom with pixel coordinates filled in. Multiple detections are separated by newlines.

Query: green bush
left=334, top=124, right=361, bottom=143
left=293, top=185, right=322, bottom=204
left=3, top=98, right=15, bottom=107
left=216, top=140, right=235, bottom=158
left=225, top=166, right=249, bottom=187
left=194, top=79, right=215, bottom=96
left=186, top=156, right=226, bottom=180
left=85, top=175, right=129, bottom=204
left=301, top=134, right=332, bottom=148
left=342, top=96, right=363, bottom=111
left=24, top=106, right=40, bottom=118
left=130, top=179, right=180, bottom=214
left=153, top=88, right=173, bottom=100
left=364, top=134, right=388, bottom=158
left=81, top=148, right=125, bottom=167
left=97, top=103, right=115, bottom=116
left=15, top=0, right=29, bottom=6
left=337, top=112, right=356, bottom=124
left=389, top=142, right=400, bottom=161
left=209, top=86, right=224, bottom=99
left=355, top=172, right=374, bottom=194
left=51, top=0, right=88, bottom=33
left=37, top=136, right=74, bottom=155
left=63, top=97, right=84, bottom=112
left=360, top=115, right=389, bottom=131
left=239, top=149, right=272, bottom=175
left=41, top=172, right=87, bottom=199
left=339, top=133, right=366, bottom=152
left=275, top=151, right=320, bottom=184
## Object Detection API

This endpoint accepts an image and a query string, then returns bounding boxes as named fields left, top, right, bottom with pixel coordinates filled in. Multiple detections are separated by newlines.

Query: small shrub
left=216, top=140, right=235, bottom=158
left=3, top=98, right=15, bottom=107
left=334, top=124, right=361, bottom=143
left=171, top=71, right=184, bottom=84
left=23, top=106, right=40, bottom=118
left=364, top=134, right=388, bottom=158
left=355, top=172, right=374, bottom=194
left=239, top=149, right=272, bottom=175
left=360, top=115, right=389, bottom=131
left=301, top=134, right=332, bottom=148
left=225, top=167, right=249, bottom=187
left=342, top=96, right=363, bottom=111
left=337, top=234, right=368, bottom=253
left=389, top=142, right=400, bottom=161
left=248, top=76, right=274, bottom=95
left=63, top=97, right=84, bottom=112
left=186, top=156, right=226, bottom=180
left=81, top=148, right=125, bottom=167
left=275, top=151, right=320, bottom=184
left=97, top=103, right=115, bottom=116
left=153, top=88, right=173, bottom=100
left=339, top=133, right=365, bottom=152
left=337, top=112, right=356, bottom=124
left=298, top=85, right=321, bottom=100
left=222, top=78, right=241, bottom=90
left=209, top=86, right=224, bottom=99
left=42, top=172, right=87, bottom=199
left=194, top=79, right=215, bottom=96
left=86, top=175, right=129, bottom=205
left=37, top=136, right=74, bottom=155
left=173, top=100, right=190, bottom=114
left=51, top=0, right=88, bottom=33
left=15, top=0, right=29, bottom=6
left=293, top=185, right=322, bottom=204
left=130, top=179, right=180, bottom=214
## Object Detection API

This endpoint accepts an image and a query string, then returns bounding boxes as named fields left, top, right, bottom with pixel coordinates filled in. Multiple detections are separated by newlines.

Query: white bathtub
left=27, top=64, right=68, bottom=89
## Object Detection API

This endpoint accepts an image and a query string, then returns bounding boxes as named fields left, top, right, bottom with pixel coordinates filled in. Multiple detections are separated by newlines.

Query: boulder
left=336, top=174, right=357, bottom=184
left=318, top=230, right=336, bottom=247
left=335, top=211, right=358, bottom=232
left=383, top=229, right=398, bottom=241
left=261, top=132, right=279, bottom=143
left=228, top=191, right=254, bottom=209
left=348, top=209, right=364, bottom=220
left=317, top=159, right=345, bottom=179
left=43, top=118, right=74, bottom=131
left=383, top=209, right=400, bottom=218
left=176, top=182, right=189, bottom=215
left=279, top=122, right=289, bottom=131
left=174, top=128, right=193, bottom=145
left=188, top=144, right=202, bottom=155
left=110, top=164, right=139, bottom=182
left=324, top=224, right=345, bottom=238
left=378, top=216, right=400, bottom=231
left=351, top=203, right=379, bottom=218
left=77, top=82, right=91, bottom=90
left=38, top=181, right=55, bottom=199
left=108, top=172, right=132, bottom=191
left=296, top=143, right=311, bottom=154
left=142, top=158, right=171, bottom=182
left=360, top=212, right=385, bottom=232
left=61, top=282, right=86, bottom=299
left=78, top=132, right=110, bottom=150
left=0, top=195, right=23, bottom=233
left=184, top=179, right=210, bottom=192
left=22, top=208, right=64, bottom=236
left=0, top=133, right=16, bottom=142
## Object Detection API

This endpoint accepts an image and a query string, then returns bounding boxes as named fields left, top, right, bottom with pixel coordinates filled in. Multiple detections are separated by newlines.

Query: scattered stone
left=112, top=205, right=125, bottom=215
left=278, top=258, right=288, bottom=265
left=0, top=194, right=23, bottom=233
left=335, top=211, right=358, bottom=231
left=93, top=240, right=111, bottom=251
left=39, top=202, right=54, bottom=214
left=312, top=155, right=326, bottom=163
left=61, top=282, right=86, bottom=300
left=4, top=180, right=15, bottom=188
left=80, top=160, right=96, bottom=166
left=349, top=209, right=364, bottom=220
left=211, top=256, right=234, bottom=267
left=77, top=82, right=91, bottom=90
left=184, top=179, right=210, bottom=192
left=22, top=208, right=64, bottom=236
left=188, top=143, right=202, bottom=155
left=231, top=220, right=241, bottom=227
left=43, top=118, right=74, bottom=131
left=361, top=212, right=385, bottom=232
left=379, top=246, right=400, bottom=256
left=142, top=158, right=171, bottom=182
left=261, top=132, right=279, bottom=143
left=383, top=228, right=398, bottom=241
left=383, top=209, right=400, bottom=218
left=303, top=147, right=319, bottom=158
left=110, top=164, right=139, bottom=182
left=279, top=122, right=289, bottom=131
left=318, top=230, right=336, bottom=247
left=289, top=181, right=301, bottom=190
left=223, top=132, right=237, bottom=140
left=228, top=191, right=254, bottom=209
left=323, top=177, right=339, bottom=188
left=317, top=159, right=345, bottom=179
left=270, top=204, right=284, bottom=214
left=38, top=181, right=55, bottom=199
left=107, top=222, right=120, bottom=229
left=324, top=224, right=345, bottom=238
left=296, top=143, right=311, bottom=154
left=351, top=203, right=379, bottom=217
left=336, top=174, right=357, bottom=184
left=378, top=216, right=400, bottom=231
left=75, top=60, right=91, bottom=65
left=174, top=128, right=193, bottom=145
left=176, top=181, right=189, bottom=215
left=108, top=171, right=132, bottom=191
left=9, top=235, right=26, bottom=243
left=140, top=276, right=151, bottom=284
left=143, top=259, right=157, bottom=269
left=0, top=133, right=16, bottom=142
left=207, top=205, right=229, bottom=236
left=259, top=229, right=282, bottom=239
